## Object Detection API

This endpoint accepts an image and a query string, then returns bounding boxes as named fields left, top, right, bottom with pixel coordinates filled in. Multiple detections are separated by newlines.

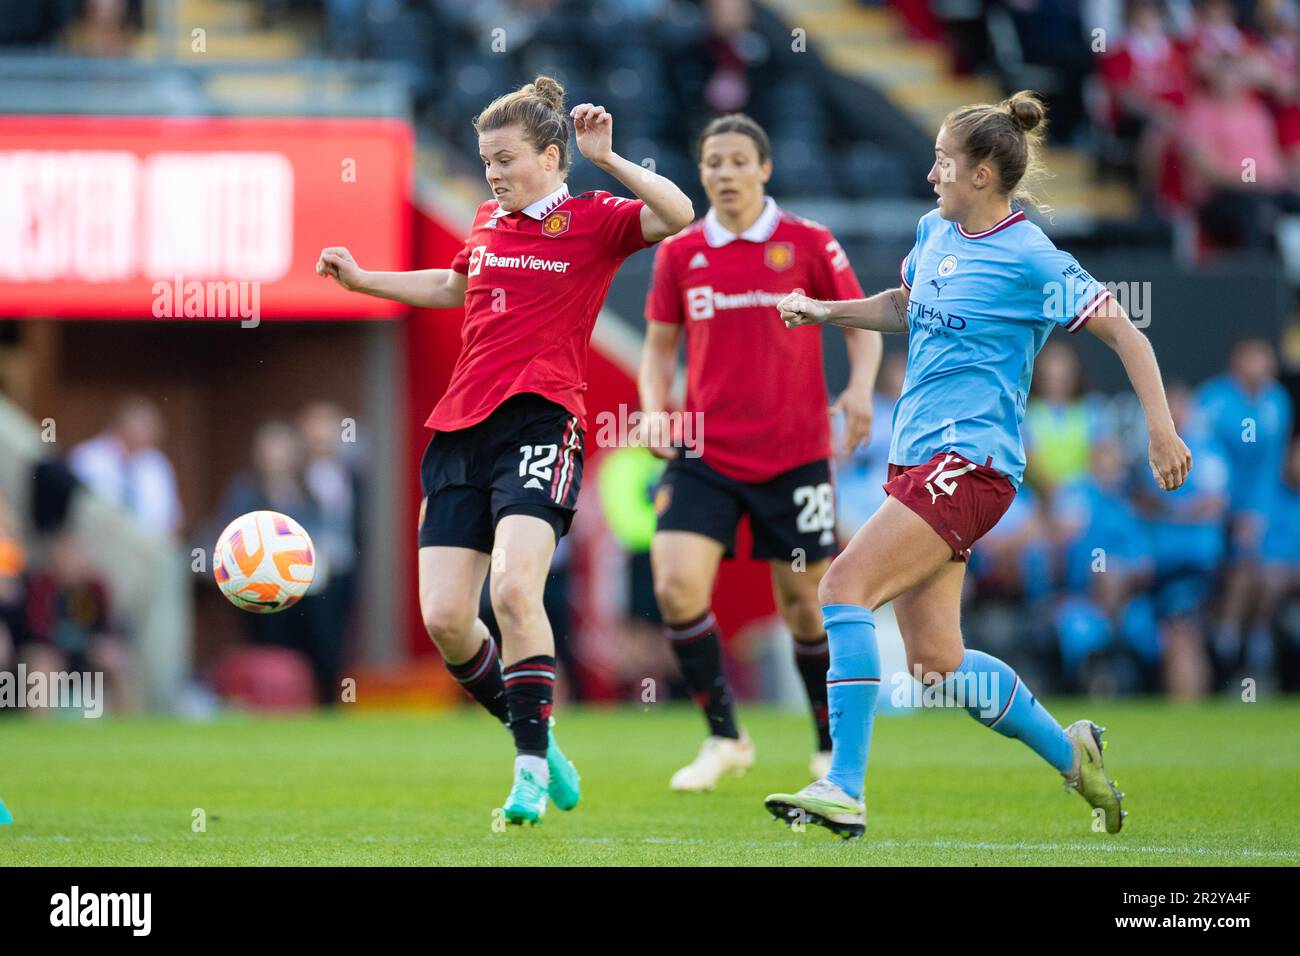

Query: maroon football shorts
left=882, top=451, right=1017, bottom=562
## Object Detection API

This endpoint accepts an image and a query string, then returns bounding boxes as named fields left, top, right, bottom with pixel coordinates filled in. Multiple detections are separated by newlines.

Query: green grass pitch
left=2, top=699, right=1298, bottom=866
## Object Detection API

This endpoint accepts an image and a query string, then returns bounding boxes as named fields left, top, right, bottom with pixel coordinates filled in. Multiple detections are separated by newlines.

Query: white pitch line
left=9, top=833, right=1300, bottom=860
left=558, top=837, right=1300, bottom=859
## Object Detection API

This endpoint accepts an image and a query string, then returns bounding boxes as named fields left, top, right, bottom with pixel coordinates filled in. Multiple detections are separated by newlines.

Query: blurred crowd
left=942, top=0, right=1300, bottom=254
left=0, top=0, right=141, bottom=55
left=206, top=405, right=365, bottom=708
left=1098, top=0, right=1300, bottom=252
left=0, top=395, right=365, bottom=716
left=15, top=0, right=1300, bottom=254
left=840, top=339, right=1299, bottom=698
left=0, top=0, right=922, bottom=205
left=583, top=339, right=1298, bottom=704
left=310, top=0, right=914, bottom=206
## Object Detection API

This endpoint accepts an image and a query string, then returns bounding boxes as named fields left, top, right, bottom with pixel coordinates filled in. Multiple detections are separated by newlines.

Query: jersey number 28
left=794, top=483, right=834, bottom=533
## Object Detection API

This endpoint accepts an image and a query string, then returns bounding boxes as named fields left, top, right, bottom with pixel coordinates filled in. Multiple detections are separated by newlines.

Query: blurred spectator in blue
left=1137, top=384, right=1230, bottom=698
left=323, top=0, right=367, bottom=58
left=1050, top=439, right=1154, bottom=690
left=69, top=396, right=183, bottom=540
left=1192, top=338, right=1294, bottom=674
left=1024, top=341, right=1109, bottom=497
left=834, top=351, right=904, bottom=540
left=970, top=482, right=1052, bottom=603
left=1253, top=435, right=1300, bottom=681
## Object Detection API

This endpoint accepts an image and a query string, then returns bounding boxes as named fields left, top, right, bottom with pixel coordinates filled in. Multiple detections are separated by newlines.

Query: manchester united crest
left=542, top=210, right=572, bottom=237
left=653, top=483, right=672, bottom=516
left=764, top=241, right=794, bottom=271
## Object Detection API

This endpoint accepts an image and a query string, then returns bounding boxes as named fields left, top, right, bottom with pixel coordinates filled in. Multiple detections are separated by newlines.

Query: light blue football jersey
left=891, top=208, right=1110, bottom=486
left=1192, top=373, right=1293, bottom=517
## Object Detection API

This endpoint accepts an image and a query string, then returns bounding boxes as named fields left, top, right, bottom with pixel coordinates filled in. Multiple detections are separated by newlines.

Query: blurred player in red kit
left=317, top=76, right=693, bottom=824
left=638, top=114, right=882, bottom=791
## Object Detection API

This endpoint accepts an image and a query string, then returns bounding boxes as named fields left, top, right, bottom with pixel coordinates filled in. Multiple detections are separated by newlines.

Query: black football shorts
left=654, top=454, right=837, bottom=562
left=418, top=392, right=584, bottom=553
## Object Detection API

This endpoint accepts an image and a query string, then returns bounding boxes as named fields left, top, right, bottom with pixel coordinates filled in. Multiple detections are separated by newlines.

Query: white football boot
left=765, top=777, right=867, bottom=839
left=669, top=734, right=756, bottom=792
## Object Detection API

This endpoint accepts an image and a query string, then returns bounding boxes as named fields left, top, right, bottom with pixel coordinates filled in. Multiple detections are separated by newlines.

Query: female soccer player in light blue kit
left=766, top=91, right=1192, bottom=838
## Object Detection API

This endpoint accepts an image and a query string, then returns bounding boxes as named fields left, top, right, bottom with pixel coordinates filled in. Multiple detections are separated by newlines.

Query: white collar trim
left=491, top=183, right=571, bottom=220
left=703, top=196, right=781, bottom=247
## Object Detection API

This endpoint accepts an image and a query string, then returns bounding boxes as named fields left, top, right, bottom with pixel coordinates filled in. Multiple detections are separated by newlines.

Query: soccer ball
left=213, top=510, right=315, bottom=613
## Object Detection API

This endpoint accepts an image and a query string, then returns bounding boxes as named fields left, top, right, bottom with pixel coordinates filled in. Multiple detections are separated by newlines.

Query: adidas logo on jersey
left=689, top=252, right=709, bottom=269
left=524, top=477, right=544, bottom=490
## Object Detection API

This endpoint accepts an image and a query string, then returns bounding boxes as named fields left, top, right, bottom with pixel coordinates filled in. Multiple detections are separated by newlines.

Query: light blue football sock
left=823, top=604, right=881, bottom=801
left=0, top=796, right=12, bottom=826
left=947, top=648, right=1073, bottom=772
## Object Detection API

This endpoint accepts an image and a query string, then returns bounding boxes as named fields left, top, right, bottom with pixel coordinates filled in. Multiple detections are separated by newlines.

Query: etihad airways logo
left=685, top=285, right=786, bottom=320
left=467, top=245, right=571, bottom=277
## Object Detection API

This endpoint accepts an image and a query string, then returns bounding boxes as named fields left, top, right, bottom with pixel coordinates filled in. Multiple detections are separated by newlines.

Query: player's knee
left=817, top=561, right=870, bottom=609
left=420, top=598, right=476, bottom=652
left=906, top=647, right=964, bottom=682
left=784, top=595, right=825, bottom=638
left=489, top=574, right=544, bottom=629
left=653, top=568, right=707, bottom=622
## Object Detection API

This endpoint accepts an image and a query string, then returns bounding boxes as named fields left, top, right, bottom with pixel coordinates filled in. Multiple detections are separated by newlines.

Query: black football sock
left=503, top=655, right=556, bottom=757
left=445, top=637, right=509, bottom=724
left=665, top=611, right=740, bottom=739
left=793, top=633, right=833, bottom=751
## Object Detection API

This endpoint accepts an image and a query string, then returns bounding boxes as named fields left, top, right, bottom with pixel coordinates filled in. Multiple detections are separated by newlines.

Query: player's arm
left=1085, top=296, right=1192, bottom=491
left=778, top=286, right=911, bottom=334
left=571, top=103, right=694, bottom=242
left=637, top=320, right=682, bottom=460
left=315, top=247, right=467, bottom=309
left=834, top=326, right=883, bottom=454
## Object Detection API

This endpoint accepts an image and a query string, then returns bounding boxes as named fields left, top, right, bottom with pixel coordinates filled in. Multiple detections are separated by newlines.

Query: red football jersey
left=427, top=185, right=651, bottom=432
left=645, top=199, right=864, bottom=483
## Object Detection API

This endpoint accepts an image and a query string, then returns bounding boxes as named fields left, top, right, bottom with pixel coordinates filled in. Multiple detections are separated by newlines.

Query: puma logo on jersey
left=924, top=453, right=977, bottom=504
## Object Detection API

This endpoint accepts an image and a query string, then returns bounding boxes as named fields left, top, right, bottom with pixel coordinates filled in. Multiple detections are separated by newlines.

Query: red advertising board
left=0, top=116, right=412, bottom=319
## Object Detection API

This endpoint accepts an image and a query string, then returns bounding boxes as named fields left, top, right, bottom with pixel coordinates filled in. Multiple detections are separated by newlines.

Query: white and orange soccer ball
left=213, top=510, right=316, bottom=613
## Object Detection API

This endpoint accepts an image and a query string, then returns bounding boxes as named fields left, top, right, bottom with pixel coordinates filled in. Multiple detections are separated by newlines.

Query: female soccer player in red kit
left=316, top=77, right=693, bottom=824
left=640, top=114, right=882, bottom=791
